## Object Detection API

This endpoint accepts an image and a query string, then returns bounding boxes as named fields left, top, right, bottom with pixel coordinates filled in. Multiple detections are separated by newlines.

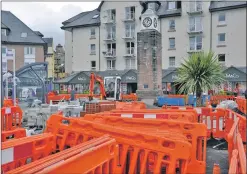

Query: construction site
left=1, top=1, right=247, bottom=174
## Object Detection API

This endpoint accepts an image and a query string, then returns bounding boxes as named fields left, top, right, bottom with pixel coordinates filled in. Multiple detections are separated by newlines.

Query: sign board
left=223, top=66, right=246, bottom=82
left=225, top=73, right=239, bottom=79
left=126, top=76, right=136, bottom=81
left=121, top=70, right=137, bottom=83
left=78, top=77, right=86, bottom=81
left=6, top=49, right=15, bottom=60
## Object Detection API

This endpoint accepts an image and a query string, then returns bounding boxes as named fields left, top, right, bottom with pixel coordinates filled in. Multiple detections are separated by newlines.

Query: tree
left=175, top=51, right=225, bottom=106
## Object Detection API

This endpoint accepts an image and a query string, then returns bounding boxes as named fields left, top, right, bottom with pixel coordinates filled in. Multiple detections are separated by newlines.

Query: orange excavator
left=89, top=72, right=106, bottom=101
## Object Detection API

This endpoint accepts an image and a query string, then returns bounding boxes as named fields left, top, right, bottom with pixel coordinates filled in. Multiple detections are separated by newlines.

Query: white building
left=61, top=1, right=247, bottom=94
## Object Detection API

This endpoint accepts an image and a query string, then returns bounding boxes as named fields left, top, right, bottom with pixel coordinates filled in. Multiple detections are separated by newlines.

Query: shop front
left=121, top=70, right=137, bottom=94
left=162, top=70, right=180, bottom=94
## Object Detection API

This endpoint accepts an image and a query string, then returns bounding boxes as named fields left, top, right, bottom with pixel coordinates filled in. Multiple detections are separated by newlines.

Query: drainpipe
left=99, top=25, right=101, bottom=71
left=210, top=12, right=212, bottom=50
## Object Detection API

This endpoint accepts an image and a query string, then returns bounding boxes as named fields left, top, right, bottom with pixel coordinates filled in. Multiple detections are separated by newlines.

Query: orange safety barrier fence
left=210, top=95, right=235, bottom=105
left=121, top=93, right=138, bottom=101
left=213, top=163, right=221, bottom=174
left=97, top=111, right=196, bottom=123
left=1, top=106, right=23, bottom=131
left=3, top=98, right=19, bottom=107
left=1, top=128, right=26, bottom=142
left=45, top=114, right=192, bottom=174
left=7, top=135, right=118, bottom=174
left=1, top=133, right=56, bottom=173
left=116, top=101, right=146, bottom=110
left=236, top=97, right=247, bottom=115
left=83, top=114, right=207, bottom=174
left=227, top=117, right=246, bottom=174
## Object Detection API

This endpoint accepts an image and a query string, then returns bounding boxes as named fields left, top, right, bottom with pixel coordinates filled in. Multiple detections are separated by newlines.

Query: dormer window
left=1, top=29, right=7, bottom=36
left=168, top=1, right=176, bottom=10
left=21, top=32, right=27, bottom=37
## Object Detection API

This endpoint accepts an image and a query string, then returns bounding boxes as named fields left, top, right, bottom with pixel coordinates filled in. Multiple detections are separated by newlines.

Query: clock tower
left=136, top=1, right=163, bottom=99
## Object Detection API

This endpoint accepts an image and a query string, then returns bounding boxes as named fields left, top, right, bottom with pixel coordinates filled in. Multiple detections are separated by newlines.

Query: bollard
left=213, top=163, right=221, bottom=174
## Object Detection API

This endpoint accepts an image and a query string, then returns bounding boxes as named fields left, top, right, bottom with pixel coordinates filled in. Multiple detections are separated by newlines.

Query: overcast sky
left=2, top=2, right=100, bottom=48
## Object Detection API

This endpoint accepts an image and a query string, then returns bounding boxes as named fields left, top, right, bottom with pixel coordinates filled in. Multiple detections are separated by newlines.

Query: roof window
left=92, top=14, right=99, bottom=19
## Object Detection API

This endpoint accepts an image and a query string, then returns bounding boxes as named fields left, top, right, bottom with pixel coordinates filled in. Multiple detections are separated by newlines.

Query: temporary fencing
left=1, top=128, right=26, bottom=142
left=84, top=114, right=207, bottom=174
left=121, top=93, right=138, bottom=101
left=115, top=101, right=146, bottom=110
left=227, top=117, right=246, bottom=174
left=210, top=95, right=235, bottom=105
left=1, top=106, right=23, bottom=131
left=236, top=97, right=247, bottom=115
left=45, top=114, right=192, bottom=174
left=1, top=133, right=56, bottom=173
left=7, top=135, right=118, bottom=174
left=3, top=98, right=19, bottom=107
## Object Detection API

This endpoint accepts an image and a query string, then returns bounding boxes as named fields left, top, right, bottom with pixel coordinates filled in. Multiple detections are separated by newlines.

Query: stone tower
left=136, top=1, right=163, bottom=99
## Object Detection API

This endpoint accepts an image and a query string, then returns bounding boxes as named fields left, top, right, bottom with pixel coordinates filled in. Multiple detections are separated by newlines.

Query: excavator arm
left=89, top=73, right=106, bottom=100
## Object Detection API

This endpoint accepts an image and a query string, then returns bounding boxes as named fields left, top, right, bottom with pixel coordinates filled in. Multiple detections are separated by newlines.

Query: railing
left=126, top=47, right=134, bottom=55
left=105, top=33, right=116, bottom=40
left=189, top=42, right=202, bottom=51
left=188, top=23, right=203, bottom=33
left=125, top=31, right=135, bottom=38
left=105, top=49, right=116, bottom=57
left=125, top=12, right=135, bottom=20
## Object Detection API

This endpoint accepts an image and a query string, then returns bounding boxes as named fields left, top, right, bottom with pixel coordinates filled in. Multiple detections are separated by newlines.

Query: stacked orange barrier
left=1, top=106, right=23, bottom=131
left=1, top=133, right=56, bottom=173
left=236, top=97, right=247, bottom=115
left=210, top=95, right=235, bottom=105
left=116, top=101, right=146, bottom=109
left=7, top=135, right=118, bottom=174
left=121, top=93, right=138, bottom=101
left=1, top=128, right=26, bottom=142
left=227, top=117, right=246, bottom=174
left=84, top=114, right=207, bottom=174
left=3, top=98, right=19, bottom=107
left=45, top=114, right=192, bottom=174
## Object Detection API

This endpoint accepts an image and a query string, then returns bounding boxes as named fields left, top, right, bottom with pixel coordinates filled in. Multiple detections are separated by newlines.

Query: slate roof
left=43, top=38, right=53, bottom=47
left=209, top=1, right=247, bottom=12
left=62, top=11, right=91, bottom=25
left=61, top=9, right=100, bottom=29
left=34, top=31, right=44, bottom=37
left=1, top=11, right=46, bottom=45
left=157, top=1, right=182, bottom=18
left=1, top=22, right=9, bottom=29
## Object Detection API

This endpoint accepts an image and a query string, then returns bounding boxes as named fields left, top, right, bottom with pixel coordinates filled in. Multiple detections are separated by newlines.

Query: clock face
left=142, top=17, right=152, bottom=28
left=154, top=18, right=157, bottom=28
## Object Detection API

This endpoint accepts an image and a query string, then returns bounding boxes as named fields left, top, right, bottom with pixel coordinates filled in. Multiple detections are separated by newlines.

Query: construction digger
left=88, top=72, right=121, bottom=101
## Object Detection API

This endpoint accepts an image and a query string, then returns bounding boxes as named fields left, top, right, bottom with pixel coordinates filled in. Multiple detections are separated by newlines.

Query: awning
left=162, top=70, right=178, bottom=83
left=53, top=71, right=90, bottom=84
left=223, top=66, right=247, bottom=82
left=121, top=69, right=137, bottom=83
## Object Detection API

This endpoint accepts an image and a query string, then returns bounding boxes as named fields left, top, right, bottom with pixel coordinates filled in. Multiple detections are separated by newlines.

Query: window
left=1, top=29, right=7, bottom=36
left=106, top=25, right=116, bottom=39
left=189, top=17, right=202, bottom=32
left=189, top=1, right=202, bottom=12
left=91, top=61, right=96, bottom=69
left=125, top=59, right=135, bottom=69
left=106, top=9, right=116, bottom=21
left=125, top=6, right=135, bottom=20
left=218, top=13, right=225, bottom=22
left=218, top=33, right=225, bottom=44
left=24, top=47, right=35, bottom=55
left=189, top=36, right=202, bottom=50
left=2, top=47, right=7, bottom=55
left=126, top=42, right=135, bottom=54
left=125, top=23, right=135, bottom=38
left=107, top=60, right=116, bottom=69
left=106, top=43, right=116, bottom=56
left=169, top=38, right=175, bottom=49
left=90, top=28, right=95, bottom=38
left=24, top=58, right=35, bottom=65
left=169, top=57, right=175, bottom=67
left=21, top=32, right=27, bottom=37
left=169, top=20, right=175, bottom=30
left=90, top=44, right=96, bottom=54
left=218, top=54, right=225, bottom=62
left=168, top=1, right=176, bottom=10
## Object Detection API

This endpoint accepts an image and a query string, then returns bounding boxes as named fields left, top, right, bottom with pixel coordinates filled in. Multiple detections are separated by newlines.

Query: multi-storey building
left=1, top=10, right=47, bottom=72
left=61, top=1, right=247, bottom=94
left=54, top=44, right=66, bottom=80
left=43, top=38, right=55, bottom=79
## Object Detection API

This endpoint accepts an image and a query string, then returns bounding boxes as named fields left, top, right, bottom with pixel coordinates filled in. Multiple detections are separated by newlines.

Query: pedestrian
left=71, top=87, right=77, bottom=101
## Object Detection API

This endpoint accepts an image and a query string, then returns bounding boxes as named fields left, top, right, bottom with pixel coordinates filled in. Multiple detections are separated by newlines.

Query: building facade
left=1, top=11, right=47, bottom=72
left=54, top=44, right=66, bottom=80
left=43, top=38, right=55, bottom=79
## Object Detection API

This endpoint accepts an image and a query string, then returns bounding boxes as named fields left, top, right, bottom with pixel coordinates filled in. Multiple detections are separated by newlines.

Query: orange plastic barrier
left=121, top=93, right=138, bottom=101
left=116, top=101, right=146, bottom=110
left=1, top=106, right=23, bottom=131
left=210, top=95, right=235, bottom=105
left=213, top=163, right=221, bottom=174
left=84, top=114, right=207, bottom=174
left=7, top=135, right=118, bottom=174
left=1, top=133, right=56, bottom=173
left=236, top=97, right=247, bottom=115
left=45, top=114, right=192, bottom=174
left=1, top=128, right=26, bottom=142
left=3, top=98, right=19, bottom=107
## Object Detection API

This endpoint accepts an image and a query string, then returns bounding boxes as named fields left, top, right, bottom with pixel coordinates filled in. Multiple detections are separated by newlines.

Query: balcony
left=124, top=48, right=135, bottom=57
left=122, top=31, right=135, bottom=40
left=187, top=43, right=203, bottom=53
left=104, top=33, right=116, bottom=41
left=187, top=2, right=203, bottom=14
left=122, top=12, right=135, bottom=22
left=187, top=24, right=203, bottom=34
left=103, top=16, right=116, bottom=24
left=104, top=49, right=116, bottom=58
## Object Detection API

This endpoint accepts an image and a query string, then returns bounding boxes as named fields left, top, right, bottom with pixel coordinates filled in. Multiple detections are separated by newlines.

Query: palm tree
left=175, top=51, right=225, bottom=106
